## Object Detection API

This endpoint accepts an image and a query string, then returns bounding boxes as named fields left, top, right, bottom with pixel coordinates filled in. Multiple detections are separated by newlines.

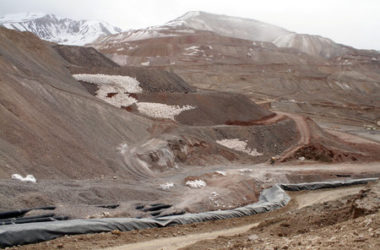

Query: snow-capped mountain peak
left=0, top=12, right=46, bottom=22
left=165, top=11, right=290, bottom=42
left=0, top=12, right=122, bottom=46
left=90, top=11, right=352, bottom=58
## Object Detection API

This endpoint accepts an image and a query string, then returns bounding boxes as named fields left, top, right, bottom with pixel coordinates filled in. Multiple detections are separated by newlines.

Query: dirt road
left=106, top=223, right=258, bottom=250
left=103, top=185, right=365, bottom=250
left=277, top=112, right=311, bottom=161
left=11, top=181, right=380, bottom=250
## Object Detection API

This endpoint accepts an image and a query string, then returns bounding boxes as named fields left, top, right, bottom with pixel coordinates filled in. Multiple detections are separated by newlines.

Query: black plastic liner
left=0, top=178, right=376, bottom=247
left=0, top=214, right=68, bottom=226
left=280, top=178, right=376, bottom=191
left=0, top=206, right=56, bottom=220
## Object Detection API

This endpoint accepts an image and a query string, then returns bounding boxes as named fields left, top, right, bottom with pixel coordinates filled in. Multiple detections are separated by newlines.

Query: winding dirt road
left=275, top=112, right=311, bottom=162
left=104, top=185, right=365, bottom=250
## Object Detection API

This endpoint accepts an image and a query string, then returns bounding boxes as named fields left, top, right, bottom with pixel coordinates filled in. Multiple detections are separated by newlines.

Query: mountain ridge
left=0, top=12, right=122, bottom=45
left=92, top=11, right=356, bottom=58
left=166, top=10, right=290, bottom=42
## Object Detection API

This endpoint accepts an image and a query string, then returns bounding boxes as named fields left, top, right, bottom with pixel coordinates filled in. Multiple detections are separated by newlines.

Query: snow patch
left=186, top=179, right=206, bottom=189
left=342, top=59, right=353, bottom=65
left=117, top=143, right=128, bottom=154
left=96, top=85, right=137, bottom=107
left=215, top=171, right=226, bottom=176
left=72, top=74, right=142, bottom=93
left=335, top=81, right=352, bottom=90
left=184, top=46, right=202, bottom=56
left=185, top=46, right=200, bottom=51
left=11, top=174, right=36, bottom=183
left=159, top=182, right=175, bottom=190
left=216, top=139, right=263, bottom=157
left=73, top=74, right=142, bottom=108
left=184, top=46, right=209, bottom=57
left=247, top=48, right=255, bottom=57
left=136, top=102, right=195, bottom=120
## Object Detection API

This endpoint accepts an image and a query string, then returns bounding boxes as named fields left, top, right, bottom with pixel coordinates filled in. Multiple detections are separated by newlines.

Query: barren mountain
left=0, top=13, right=122, bottom=45
left=273, top=33, right=351, bottom=58
left=166, top=11, right=290, bottom=43
left=92, top=11, right=353, bottom=58
left=90, top=11, right=380, bottom=128
left=1, top=25, right=379, bottom=208
left=1, top=16, right=380, bottom=248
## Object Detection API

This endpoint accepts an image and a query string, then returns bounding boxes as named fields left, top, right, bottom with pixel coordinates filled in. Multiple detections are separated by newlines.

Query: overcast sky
left=1, top=0, right=379, bottom=50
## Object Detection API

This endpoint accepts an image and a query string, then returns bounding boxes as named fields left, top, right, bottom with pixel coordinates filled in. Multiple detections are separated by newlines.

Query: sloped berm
left=0, top=178, right=377, bottom=247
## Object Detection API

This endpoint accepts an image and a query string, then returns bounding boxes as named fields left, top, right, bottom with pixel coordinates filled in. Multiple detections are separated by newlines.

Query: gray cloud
left=0, top=0, right=379, bottom=50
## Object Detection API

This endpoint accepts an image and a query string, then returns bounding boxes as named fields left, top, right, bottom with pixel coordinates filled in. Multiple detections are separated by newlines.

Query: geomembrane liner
left=0, top=178, right=377, bottom=247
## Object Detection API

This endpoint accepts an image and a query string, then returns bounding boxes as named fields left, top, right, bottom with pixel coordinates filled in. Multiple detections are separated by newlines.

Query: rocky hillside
left=89, top=12, right=380, bottom=127
left=92, top=11, right=354, bottom=58
left=0, top=26, right=152, bottom=179
left=0, top=26, right=296, bottom=180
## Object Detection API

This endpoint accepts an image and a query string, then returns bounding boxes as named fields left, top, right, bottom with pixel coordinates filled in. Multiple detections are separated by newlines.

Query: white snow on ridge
left=136, top=102, right=195, bottom=120
left=92, top=27, right=196, bottom=45
left=0, top=13, right=122, bottom=46
left=0, top=12, right=46, bottom=22
left=175, top=11, right=201, bottom=22
left=186, top=179, right=206, bottom=188
left=73, top=74, right=142, bottom=93
left=11, top=174, right=36, bottom=183
left=166, top=11, right=290, bottom=43
left=216, top=139, right=263, bottom=157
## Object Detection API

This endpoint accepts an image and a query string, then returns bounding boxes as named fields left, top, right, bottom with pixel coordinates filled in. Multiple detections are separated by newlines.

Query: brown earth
left=0, top=27, right=155, bottom=180
left=53, top=44, right=120, bottom=68
left=1, top=27, right=380, bottom=215
left=1, top=27, right=380, bottom=249
left=90, top=25, right=380, bottom=128
left=134, top=91, right=273, bottom=126
left=277, top=112, right=380, bottom=163
left=0, top=28, right=299, bottom=214
left=10, top=181, right=380, bottom=250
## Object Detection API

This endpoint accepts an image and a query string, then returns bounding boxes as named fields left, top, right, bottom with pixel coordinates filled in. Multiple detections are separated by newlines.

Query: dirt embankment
left=13, top=181, right=380, bottom=250
left=53, top=45, right=120, bottom=68
left=181, top=182, right=380, bottom=250
left=0, top=27, right=156, bottom=180
left=134, top=91, right=273, bottom=126
left=277, top=112, right=380, bottom=163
